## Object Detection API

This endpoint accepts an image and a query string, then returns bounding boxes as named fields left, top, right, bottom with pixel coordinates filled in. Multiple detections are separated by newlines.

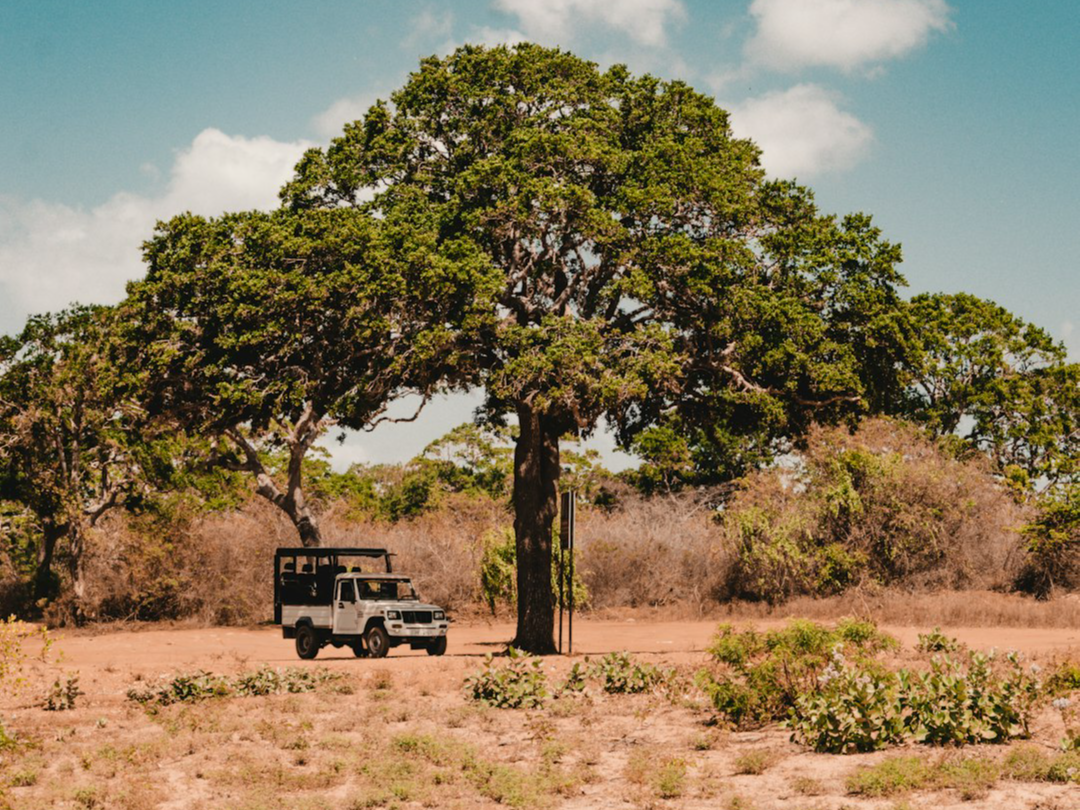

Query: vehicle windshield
left=356, top=578, right=417, bottom=601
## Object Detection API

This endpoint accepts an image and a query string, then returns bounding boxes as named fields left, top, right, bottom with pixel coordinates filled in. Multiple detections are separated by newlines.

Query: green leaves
left=283, top=44, right=910, bottom=454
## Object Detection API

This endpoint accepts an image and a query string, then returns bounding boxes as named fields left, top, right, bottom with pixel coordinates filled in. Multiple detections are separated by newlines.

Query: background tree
left=0, top=306, right=153, bottom=616
left=280, top=44, right=913, bottom=652
left=120, top=207, right=491, bottom=546
left=904, top=292, right=1077, bottom=490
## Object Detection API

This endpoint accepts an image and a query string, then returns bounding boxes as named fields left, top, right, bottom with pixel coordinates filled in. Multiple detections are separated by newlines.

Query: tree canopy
left=120, top=207, right=493, bottom=544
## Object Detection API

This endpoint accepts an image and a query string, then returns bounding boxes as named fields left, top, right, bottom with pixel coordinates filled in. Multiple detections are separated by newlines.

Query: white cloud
left=0, top=129, right=311, bottom=334
left=728, top=84, right=873, bottom=178
left=312, top=94, right=382, bottom=139
left=746, top=0, right=952, bottom=72
left=404, top=8, right=454, bottom=50
left=493, top=0, right=685, bottom=47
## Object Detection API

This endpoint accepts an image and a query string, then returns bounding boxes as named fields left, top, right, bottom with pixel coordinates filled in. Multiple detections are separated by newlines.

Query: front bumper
left=388, top=623, right=448, bottom=638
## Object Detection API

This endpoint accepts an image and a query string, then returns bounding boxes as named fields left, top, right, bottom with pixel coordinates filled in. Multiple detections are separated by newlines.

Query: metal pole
left=567, top=493, right=574, bottom=655
left=558, top=541, right=564, bottom=655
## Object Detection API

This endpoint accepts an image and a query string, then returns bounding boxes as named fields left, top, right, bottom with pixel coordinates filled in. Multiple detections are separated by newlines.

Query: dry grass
left=718, top=587, right=1080, bottom=629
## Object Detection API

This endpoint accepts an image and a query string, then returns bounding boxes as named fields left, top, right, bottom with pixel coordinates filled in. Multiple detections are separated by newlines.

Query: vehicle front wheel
left=295, top=624, right=319, bottom=660
left=365, top=625, right=390, bottom=659
left=426, top=636, right=447, bottom=656
left=351, top=642, right=367, bottom=658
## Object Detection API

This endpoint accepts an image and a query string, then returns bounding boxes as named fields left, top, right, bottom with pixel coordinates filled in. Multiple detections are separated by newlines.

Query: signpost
left=558, top=490, right=575, bottom=654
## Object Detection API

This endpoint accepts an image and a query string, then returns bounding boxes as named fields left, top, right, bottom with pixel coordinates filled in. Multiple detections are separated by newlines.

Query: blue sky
left=1, top=0, right=1076, bottom=467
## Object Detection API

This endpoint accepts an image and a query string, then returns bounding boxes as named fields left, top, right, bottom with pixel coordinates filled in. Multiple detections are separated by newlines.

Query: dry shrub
left=321, top=493, right=502, bottom=611
left=719, top=587, right=1080, bottom=629
left=83, top=499, right=292, bottom=624
left=576, top=492, right=730, bottom=612
left=80, top=493, right=502, bottom=624
left=719, top=418, right=1029, bottom=603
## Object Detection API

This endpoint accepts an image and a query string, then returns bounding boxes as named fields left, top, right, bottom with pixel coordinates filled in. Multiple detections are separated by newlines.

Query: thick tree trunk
left=511, top=402, right=561, bottom=655
left=289, top=491, right=322, bottom=548
left=33, top=521, right=66, bottom=602
left=66, top=521, right=89, bottom=625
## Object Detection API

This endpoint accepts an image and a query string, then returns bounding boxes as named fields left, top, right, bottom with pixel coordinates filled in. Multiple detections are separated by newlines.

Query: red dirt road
left=40, top=619, right=1080, bottom=677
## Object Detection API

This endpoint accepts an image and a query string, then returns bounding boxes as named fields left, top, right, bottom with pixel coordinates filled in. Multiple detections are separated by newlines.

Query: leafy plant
left=916, top=627, right=961, bottom=654
left=790, top=646, right=905, bottom=753
left=43, top=672, right=83, bottom=711
left=465, top=648, right=547, bottom=709
left=478, top=527, right=588, bottom=615
left=697, top=619, right=897, bottom=728
left=0, top=616, right=54, bottom=694
left=126, top=666, right=339, bottom=706
left=900, top=650, right=1040, bottom=745
left=591, top=652, right=665, bottom=695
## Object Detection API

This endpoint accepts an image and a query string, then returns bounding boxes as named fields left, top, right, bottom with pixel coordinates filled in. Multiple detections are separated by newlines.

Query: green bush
left=900, top=650, right=1039, bottom=745
left=478, top=527, right=588, bottom=615
left=916, top=627, right=961, bottom=654
left=126, top=666, right=339, bottom=706
left=590, top=652, right=666, bottom=694
left=465, top=648, right=547, bottom=709
left=697, top=619, right=896, bottom=728
left=790, top=647, right=905, bottom=753
left=43, top=672, right=83, bottom=711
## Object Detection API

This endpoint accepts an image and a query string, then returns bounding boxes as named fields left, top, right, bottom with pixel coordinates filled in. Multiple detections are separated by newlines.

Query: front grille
left=402, top=611, right=432, bottom=624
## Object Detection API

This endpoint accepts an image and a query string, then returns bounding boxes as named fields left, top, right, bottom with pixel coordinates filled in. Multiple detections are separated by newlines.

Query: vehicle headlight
left=433, top=610, right=445, bottom=620
left=385, top=610, right=401, bottom=620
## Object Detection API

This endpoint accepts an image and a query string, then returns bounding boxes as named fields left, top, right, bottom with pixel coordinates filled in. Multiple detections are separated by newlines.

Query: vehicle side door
left=332, top=579, right=360, bottom=635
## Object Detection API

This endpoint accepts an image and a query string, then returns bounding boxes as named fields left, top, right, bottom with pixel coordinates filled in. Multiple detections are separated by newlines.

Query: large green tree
left=281, top=44, right=912, bottom=652
left=120, top=207, right=490, bottom=545
left=0, top=306, right=153, bottom=614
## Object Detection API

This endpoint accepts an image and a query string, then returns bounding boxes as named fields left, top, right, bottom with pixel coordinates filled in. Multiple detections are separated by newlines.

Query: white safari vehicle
left=274, top=547, right=449, bottom=659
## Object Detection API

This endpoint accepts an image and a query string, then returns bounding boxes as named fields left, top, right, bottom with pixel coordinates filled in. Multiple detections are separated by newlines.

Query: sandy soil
left=3, top=619, right=1080, bottom=809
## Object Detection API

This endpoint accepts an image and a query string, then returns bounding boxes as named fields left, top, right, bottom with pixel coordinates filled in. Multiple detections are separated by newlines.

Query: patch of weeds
left=43, top=672, right=83, bottom=711
left=1046, top=660, right=1080, bottom=695
left=127, top=666, right=340, bottom=707
left=726, top=795, right=757, bottom=810
left=790, top=775, right=825, bottom=796
left=7, top=769, right=37, bottom=787
left=368, top=669, right=393, bottom=692
left=1002, top=744, right=1080, bottom=783
left=623, top=748, right=651, bottom=786
left=73, top=786, right=100, bottom=809
left=790, top=643, right=1041, bottom=753
left=691, top=731, right=716, bottom=751
left=790, top=645, right=905, bottom=754
left=937, top=754, right=1000, bottom=801
left=0, top=718, right=20, bottom=752
left=655, top=757, right=687, bottom=799
left=846, top=756, right=932, bottom=797
left=465, top=647, right=547, bottom=709
left=733, top=748, right=779, bottom=775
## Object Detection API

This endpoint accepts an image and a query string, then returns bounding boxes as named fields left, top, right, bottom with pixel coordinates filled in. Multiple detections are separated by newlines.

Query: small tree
left=281, top=44, right=913, bottom=651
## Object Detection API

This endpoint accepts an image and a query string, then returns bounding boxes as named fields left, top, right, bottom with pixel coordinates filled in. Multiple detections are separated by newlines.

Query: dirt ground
left=3, top=618, right=1080, bottom=809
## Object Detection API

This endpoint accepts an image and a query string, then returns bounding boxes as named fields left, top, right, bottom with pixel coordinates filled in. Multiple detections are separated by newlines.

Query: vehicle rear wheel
left=365, top=625, right=390, bottom=659
left=295, top=624, right=319, bottom=660
left=426, top=636, right=447, bottom=656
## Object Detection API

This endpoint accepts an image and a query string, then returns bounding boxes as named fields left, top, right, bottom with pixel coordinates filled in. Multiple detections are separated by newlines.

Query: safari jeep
left=274, top=547, right=448, bottom=659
